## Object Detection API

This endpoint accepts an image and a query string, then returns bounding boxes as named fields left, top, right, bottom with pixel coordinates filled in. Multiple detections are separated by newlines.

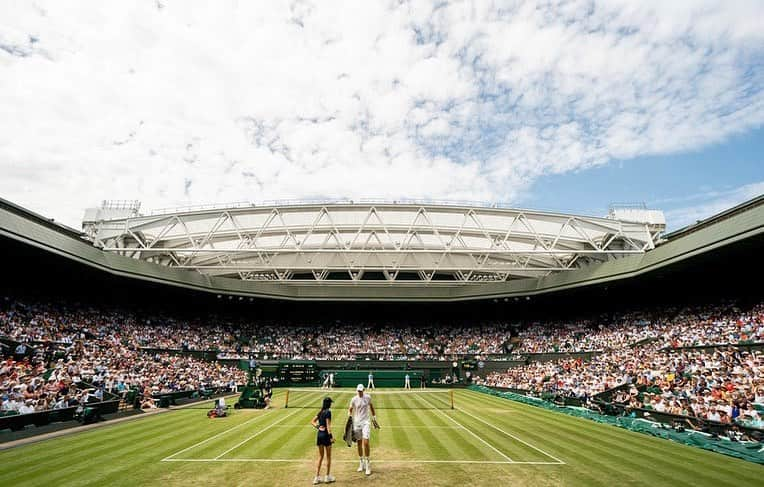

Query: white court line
left=213, top=408, right=304, bottom=460
left=416, top=394, right=514, bottom=463
left=269, top=424, right=461, bottom=429
left=162, top=410, right=275, bottom=461
left=286, top=388, right=451, bottom=394
left=162, top=458, right=562, bottom=465
left=456, top=398, right=566, bottom=465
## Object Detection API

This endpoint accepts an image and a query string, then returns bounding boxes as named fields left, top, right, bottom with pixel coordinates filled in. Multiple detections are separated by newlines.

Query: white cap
left=356, top=384, right=364, bottom=391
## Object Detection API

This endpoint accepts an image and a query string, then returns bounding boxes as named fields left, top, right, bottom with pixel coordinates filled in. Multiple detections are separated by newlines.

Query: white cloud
left=0, top=0, right=762, bottom=227
left=664, top=181, right=764, bottom=230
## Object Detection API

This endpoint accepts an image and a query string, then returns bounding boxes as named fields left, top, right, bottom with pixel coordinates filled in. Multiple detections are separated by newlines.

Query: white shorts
left=353, top=420, right=371, bottom=440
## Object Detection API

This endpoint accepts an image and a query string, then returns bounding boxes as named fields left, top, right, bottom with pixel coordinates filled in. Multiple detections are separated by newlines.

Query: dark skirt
left=317, top=430, right=332, bottom=446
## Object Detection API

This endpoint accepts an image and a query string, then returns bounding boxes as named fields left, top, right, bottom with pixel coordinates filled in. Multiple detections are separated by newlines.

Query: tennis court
left=162, top=388, right=563, bottom=465
left=2, top=388, right=761, bottom=486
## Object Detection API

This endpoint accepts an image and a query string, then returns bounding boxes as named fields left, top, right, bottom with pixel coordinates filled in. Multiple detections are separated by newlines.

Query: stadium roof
left=81, top=200, right=665, bottom=285
left=1, top=196, right=761, bottom=301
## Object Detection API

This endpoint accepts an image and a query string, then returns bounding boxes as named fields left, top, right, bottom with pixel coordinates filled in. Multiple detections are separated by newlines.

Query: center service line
left=213, top=407, right=304, bottom=460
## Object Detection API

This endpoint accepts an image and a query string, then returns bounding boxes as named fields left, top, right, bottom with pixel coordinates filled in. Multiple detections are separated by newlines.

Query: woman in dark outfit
left=311, top=397, right=335, bottom=484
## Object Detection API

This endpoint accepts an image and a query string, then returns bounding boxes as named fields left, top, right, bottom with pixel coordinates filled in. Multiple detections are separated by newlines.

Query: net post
left=285, top=389, right=289, bottom=409
left=450, top=390, right=454, bottom=409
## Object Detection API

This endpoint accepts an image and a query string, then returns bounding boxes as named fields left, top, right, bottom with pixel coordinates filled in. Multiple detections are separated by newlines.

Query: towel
left=343, top=416, right=354, bottom=447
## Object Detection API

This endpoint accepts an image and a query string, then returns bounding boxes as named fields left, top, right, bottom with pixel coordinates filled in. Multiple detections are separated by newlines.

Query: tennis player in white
left=349, top=384, right=377, bottom=476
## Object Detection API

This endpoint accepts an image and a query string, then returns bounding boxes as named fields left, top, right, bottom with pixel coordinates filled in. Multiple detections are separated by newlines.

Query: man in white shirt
left=18, top=399, right=35, bottom=415
left=708, top=409, right=722, bottom=422
left=349, top=384, right=376, bottom=476
left=404, top=373, right=411, bottom=389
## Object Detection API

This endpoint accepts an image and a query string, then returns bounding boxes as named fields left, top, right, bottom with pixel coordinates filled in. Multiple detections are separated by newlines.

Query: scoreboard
left=461, top=359, right=478, bottom=370
left=279, top=361, right=318, bottom=383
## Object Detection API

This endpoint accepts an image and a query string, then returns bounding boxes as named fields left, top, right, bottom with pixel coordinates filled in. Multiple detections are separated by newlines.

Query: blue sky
left=0, top=1, right=762, bottom=231
left=521, top=127, right=764, bottom=229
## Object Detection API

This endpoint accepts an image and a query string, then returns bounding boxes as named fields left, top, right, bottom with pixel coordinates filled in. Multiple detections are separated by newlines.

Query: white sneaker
left=357, top=459, right=364, bottom=472
left=365, top=460, right=371, bottom=476
left=324, top=475, right=335, bottom=483
left=312, top=476, right=322, bottom=484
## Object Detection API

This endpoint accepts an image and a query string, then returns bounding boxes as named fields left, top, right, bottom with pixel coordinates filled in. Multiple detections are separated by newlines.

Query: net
left=284, top=388, right=454, bottom=410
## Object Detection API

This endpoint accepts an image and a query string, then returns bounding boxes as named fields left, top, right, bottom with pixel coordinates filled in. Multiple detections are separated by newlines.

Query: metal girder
left=82, top=201, right=665, bottom=285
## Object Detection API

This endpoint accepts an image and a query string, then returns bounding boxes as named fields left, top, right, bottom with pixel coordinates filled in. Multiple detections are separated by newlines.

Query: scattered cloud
left=0, top=0, right=762, bottom=227
left=664, top=180, right=764, bottom=230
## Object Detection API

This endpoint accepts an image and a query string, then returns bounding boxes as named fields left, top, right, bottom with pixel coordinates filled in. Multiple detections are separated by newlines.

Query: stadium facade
left=0, top=195, right=762, bottom=301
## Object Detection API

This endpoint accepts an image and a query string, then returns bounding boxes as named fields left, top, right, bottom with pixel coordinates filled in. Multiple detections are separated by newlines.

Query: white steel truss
left=82, top=202, right=665, bottom=285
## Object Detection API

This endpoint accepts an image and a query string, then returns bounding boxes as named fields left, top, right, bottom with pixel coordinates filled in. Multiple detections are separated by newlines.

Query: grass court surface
left=1, top=388, right=761, bottom=486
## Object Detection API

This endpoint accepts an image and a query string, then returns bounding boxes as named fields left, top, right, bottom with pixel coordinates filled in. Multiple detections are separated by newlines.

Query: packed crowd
left=0, top=296, right=514, bottom=415
left=1, top=298, right=248, bottom=415
left=516, top=303, right=764, bottom=353
left=0, top=298, right=514, bottom=362
left=476, top=303, right=764, bottom=429
left=246, top=324, right=513, bottom=360
left=3, top=294, right=764, bottom=423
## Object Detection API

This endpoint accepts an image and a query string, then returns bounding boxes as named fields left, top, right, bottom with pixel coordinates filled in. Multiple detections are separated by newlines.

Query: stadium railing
left=659, top=342, right=764, bottom=353
left=592, top=382, right=642, bottom=404
left=629, top=337, right=658, bottom=348
left=140, top=348, right=527, bottom=364
left=0, top=399, right=120, bottom=432
left=151, top=386, right=233, bottom=408
left=522, top=351, right=597, bottom=363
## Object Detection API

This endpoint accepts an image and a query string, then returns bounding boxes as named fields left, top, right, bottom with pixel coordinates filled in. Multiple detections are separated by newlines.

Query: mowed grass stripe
left=0, top=412, right=202, bottom=485
left=459, top=390, right=763, bottom=480
left=3, top=388, right=762, bottom=487
left=286, top=390, right=333, bottom=410
left=241, top=425, right=312, bottom=460
left=215, top=407, right=307, bottom=459
left=457, top=392, right=712, bottom=472
left=417, top=391, right=518, bottom=463
left=504, top=404, right=757, bottom=486
left=453, top=395, right=560, bottom=463
left=0, top=396, right=280, bottom=478
left=200, top=391, right=318, bottom=459
left=391, top=392, right=450, bottom=461
left=458, top=390, right=764, bottom=485
left=405, top=391, right=501, bottom=462
left=20, top=415, right=218, bottom=486
left=0, top=408, right=193, bottom=462
left=456, top=393, right=721, bottom=486
left=404, top=392, right=514, bottom=478
left=0, top=411, right=196, bottom=475
left=232, top=407, right=317, bottom=460
left=447, top=409, right=551, bottom=463
left=494, top=410, right=694, bottom=486
left=420, top=390, right=516, bottom=462
left=385, top=407, right=414, bottom=457
left=386, top=392, right=431, bottom=459
left=252, top=392, right=331, bottom=460
left=174, top=410, right=282, bottom=459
